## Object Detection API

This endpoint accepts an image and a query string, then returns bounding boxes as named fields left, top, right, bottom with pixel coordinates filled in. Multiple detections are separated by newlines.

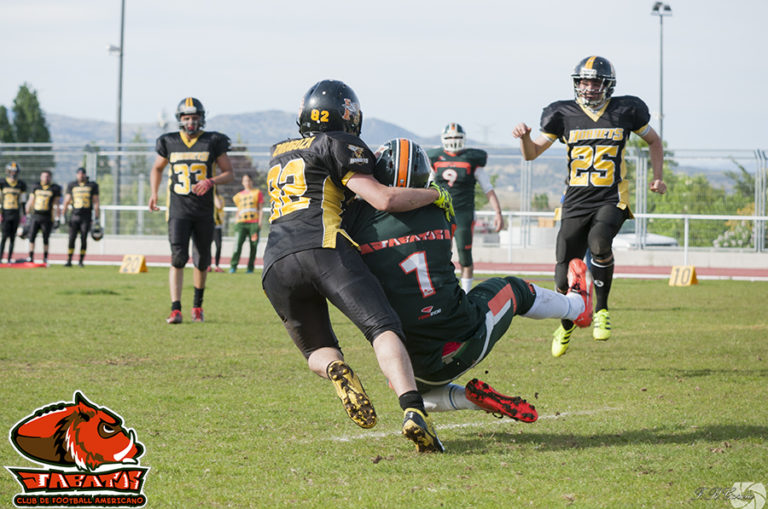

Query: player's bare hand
left=192, top=178, right=214, bottom=196
left=148, top=195, right=159, bottom=212
left=493, top=213, right=505, bottom=233
left=512, top=123, right=532, bottom=139
left=650, top=179, right=667, bottom=195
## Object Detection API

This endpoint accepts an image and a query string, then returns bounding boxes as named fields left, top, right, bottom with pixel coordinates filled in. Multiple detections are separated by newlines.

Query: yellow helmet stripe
left=185, top=97, right=194, bottom=108
left=585, top=56, right=597, bottom=70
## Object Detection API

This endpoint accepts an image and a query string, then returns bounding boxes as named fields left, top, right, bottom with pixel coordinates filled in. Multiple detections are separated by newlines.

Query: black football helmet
left=440, top=123, right=466, bottom=153
left=5, top=161, right=20, bottom=179
left=297, top=80, right=362, bottom=137
left=175, top=97, right=206, bottom=135
left=571, top=56, right=616, bottom=109
left=91, top=223, right=104, bottom=241
left=374, top=138, right=433, bottom=189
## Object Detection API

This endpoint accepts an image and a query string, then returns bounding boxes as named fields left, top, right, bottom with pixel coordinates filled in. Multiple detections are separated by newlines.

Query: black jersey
left=155, top=130, right=231, bottom=220
left=29, top=183, right=62, bottom=217
left=345, top=201, right=485, bottom=371
left=426, top=148, right=488, bottom=212
left=1, top=178, right=27, bottom=217
left=65, top=180, right=99, bottom=216
left=262, top=131, right=376, bottom=274
left=539, top=95, right=651, bottom=218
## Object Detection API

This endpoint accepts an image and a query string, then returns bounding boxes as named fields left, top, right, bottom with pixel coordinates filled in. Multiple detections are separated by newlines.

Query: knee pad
left=171, top=251, right=188, bottom=268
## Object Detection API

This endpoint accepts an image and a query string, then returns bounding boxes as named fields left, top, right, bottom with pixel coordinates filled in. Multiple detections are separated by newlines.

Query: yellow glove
left=430, top=182, right=455, bottom=221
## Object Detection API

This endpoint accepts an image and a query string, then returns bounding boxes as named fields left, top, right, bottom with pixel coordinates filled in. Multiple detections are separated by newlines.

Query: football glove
left=430, top=182, right=454, bottom=221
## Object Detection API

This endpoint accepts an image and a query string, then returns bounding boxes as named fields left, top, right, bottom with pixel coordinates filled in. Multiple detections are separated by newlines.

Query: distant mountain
left=45, top=111, right=467, bottom=149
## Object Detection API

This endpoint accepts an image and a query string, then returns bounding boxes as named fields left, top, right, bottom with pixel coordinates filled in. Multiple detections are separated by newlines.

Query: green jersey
left=426, top=147, right=487, bottom=211
left=345, top=201, right=485, bottom=374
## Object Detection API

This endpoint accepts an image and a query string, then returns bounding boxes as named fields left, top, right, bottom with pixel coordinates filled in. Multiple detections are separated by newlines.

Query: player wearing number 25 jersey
left=513, top=56, right=665, bottom=354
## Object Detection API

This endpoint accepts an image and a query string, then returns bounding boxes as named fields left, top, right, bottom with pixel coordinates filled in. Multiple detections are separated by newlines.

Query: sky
left=2, top=0, right=767, bottom=150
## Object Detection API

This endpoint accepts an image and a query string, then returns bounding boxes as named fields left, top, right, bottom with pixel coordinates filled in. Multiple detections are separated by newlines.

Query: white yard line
left=326, top=406, right=623, bottom=443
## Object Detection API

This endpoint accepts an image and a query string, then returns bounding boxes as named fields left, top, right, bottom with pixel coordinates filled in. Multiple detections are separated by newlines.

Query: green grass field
left=1, top=266, right=766, bottom=508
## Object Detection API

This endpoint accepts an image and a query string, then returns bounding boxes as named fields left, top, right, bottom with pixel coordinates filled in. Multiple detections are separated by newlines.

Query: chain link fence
left=2, top=143, right=766, bottom=252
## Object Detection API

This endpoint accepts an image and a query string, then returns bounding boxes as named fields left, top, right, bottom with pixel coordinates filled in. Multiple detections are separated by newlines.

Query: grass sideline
left=1, top=265, right=766, bottom=507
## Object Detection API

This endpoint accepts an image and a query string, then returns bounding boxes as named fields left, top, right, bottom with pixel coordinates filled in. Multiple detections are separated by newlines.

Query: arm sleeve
left=475, top=168, right=493, bottom=193
left=540, top=102, right=565, bottom=142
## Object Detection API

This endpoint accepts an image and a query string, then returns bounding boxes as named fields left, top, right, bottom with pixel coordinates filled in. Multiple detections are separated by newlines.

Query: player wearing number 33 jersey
left=155, top=129, right=231, bottom=220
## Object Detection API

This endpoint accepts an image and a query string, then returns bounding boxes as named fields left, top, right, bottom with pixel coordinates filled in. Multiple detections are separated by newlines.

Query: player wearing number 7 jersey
left=148, top=97, right=234, bottom=324
left=512, top=56, right=666, bottom=354
left=345, top=138, right=593, bottom=422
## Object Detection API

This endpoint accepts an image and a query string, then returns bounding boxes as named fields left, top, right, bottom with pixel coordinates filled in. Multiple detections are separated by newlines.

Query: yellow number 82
left=310, top=109, right=330, bottom=123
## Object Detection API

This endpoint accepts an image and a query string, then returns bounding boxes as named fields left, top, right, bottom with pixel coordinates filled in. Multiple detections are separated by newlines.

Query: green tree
left=10, top=83, right=54, bottom=180
left=0, top=106, right=14, bottom=142
left=531, top=193, right=550, bottom=211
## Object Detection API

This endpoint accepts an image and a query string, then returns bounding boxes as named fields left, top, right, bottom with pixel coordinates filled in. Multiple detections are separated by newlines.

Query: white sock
left=522, top=284, right=584, bottom=321
left=461, top=277, right=473, bottom=293
left=422, top=383, right=482, bottom=412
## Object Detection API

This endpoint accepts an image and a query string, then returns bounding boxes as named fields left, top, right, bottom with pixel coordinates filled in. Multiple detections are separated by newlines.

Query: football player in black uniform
left=512, top=56, right=666, bottom=356
left=62, top=167, right=100, bottom=267
left=25, top=170, right=62, bottom=265
left=148, top=97, right=234, bottom=324
left=1, top=161, right=27, bottom=263
left=262, top=80, right=453, bottom=453
left=345, top=138, right=592, bottom=423
left=427, top=123, right=504, bottom=293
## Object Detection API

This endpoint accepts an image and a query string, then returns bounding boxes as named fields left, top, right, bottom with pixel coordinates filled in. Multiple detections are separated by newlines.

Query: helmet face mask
left=571, top=56, right=616, bottom=109
left=374, top=138, right=433, bottom=189
left=297, top=80, right=363, bottom=137
left=175, top=97, right=206, bottom=136
left=441, top=123, right=465, bottom=153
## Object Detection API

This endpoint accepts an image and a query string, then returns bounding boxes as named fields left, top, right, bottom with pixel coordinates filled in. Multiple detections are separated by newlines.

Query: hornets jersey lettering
left=155, top=130, right=231, bottom=219
left=345, top=202, right=484, bottom=373
left=540, top=95, right=651, bottom=218
left=65, top=180, right=99, bottom=216
left=426, top=148, right=488, bottom=211
left=263, top=131, right=375, bottom=274
left=30, top=183, right=62, bottom=217
left=1, top=178, right=27, bottom=218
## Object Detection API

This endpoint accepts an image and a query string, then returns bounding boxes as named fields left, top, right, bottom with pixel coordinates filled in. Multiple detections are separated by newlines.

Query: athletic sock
left=399, top=390, right=426, bottom=413
left=461, top=277, right=473, bottom=293
left=422, top=383, right=478, bottom=412
left=590, top=257, right=614, bottom=311
left=171, top=300, right=182, bottom=312
left=193, top=287, right=204, bottom=308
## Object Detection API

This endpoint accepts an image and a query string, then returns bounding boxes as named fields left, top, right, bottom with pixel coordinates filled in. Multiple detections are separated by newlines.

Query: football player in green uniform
left=513, top=56, right=666, bottom=356
left=345, top=138, right=593, bottom=422
left=1, top=162, right=27, bottom=263
left=148, top=97, right=234, bottom=324
left=62, top=167, right=100, bottom=267
left=262, top=80, right=453, bottom=453
left=427, top=123, right=504, bottom=293
left=25, top=170, right=62, bottom=265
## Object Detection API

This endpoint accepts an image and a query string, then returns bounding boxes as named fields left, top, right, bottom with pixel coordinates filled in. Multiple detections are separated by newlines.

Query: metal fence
left=1, top=143, right=766, bottom=254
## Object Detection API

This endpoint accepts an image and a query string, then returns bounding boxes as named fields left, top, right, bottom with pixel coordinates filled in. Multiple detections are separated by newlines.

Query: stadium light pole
left=651, top=2, right=672, bottom=143
left=108, top=0, right=126, bottom=234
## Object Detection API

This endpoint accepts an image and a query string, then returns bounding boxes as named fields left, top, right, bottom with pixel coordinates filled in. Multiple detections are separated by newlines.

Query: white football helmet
left=440, top=123, right=465, bottom=153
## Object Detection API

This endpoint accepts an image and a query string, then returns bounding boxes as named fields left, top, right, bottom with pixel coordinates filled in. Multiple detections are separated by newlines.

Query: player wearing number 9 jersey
left=512, top=56, right=666, bottom=354
left=148, top=97, right=234, bottom=324
left=262, top=80, right=450, bottom=453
